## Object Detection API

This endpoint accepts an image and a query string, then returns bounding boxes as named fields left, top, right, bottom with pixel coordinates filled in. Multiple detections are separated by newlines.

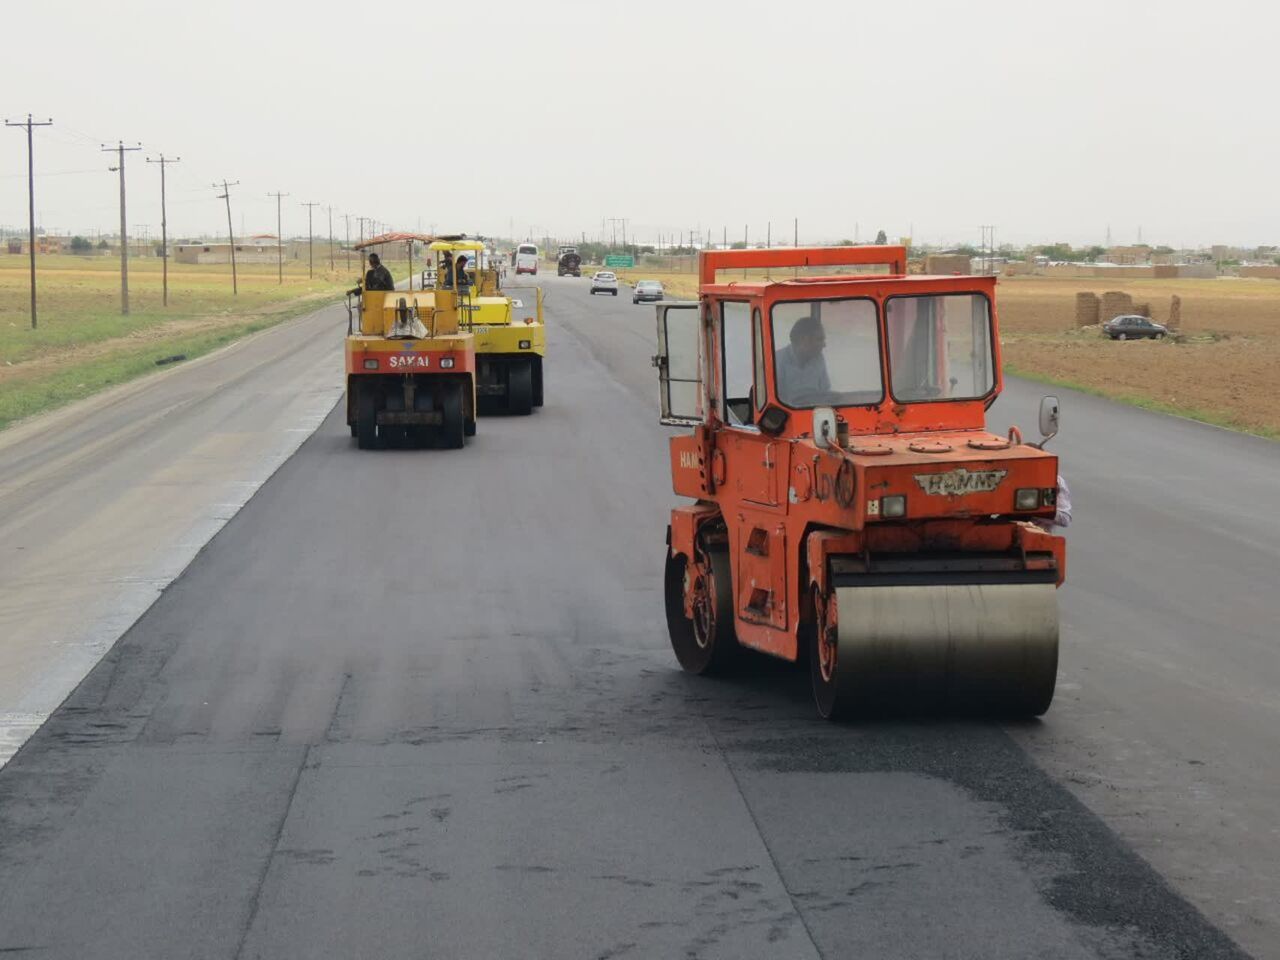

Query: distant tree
left=96, top=239, right=110, bottom=250
left=730, top=241, right=748, bottom=250
left=1037, top=243, right=1074, bottom=262
left=874, top=229, right=887, bottom=245
left=837, top=238, right=855, bottom=246
left=953, top=244, right=980, bottom=257
left=1273, top=255, right=1280, bottom=266
left=69, top=235, right=92, bottom=253
left=1153, top=245, right=1175, bottom=254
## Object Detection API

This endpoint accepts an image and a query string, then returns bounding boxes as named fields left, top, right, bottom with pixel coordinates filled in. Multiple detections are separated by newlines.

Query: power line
left=146, top=153, right=180, bottom=306
left=102, top=140, right=142, bottom=315
left=4, top=114, right=53, bottom=328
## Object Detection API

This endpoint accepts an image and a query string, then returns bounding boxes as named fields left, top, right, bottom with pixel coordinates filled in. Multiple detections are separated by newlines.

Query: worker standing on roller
left=364, top=253, right=395, bottom=291
left=1035, top=475, right=1073, bottom=531
left=440, top=251, right=455, bottom=289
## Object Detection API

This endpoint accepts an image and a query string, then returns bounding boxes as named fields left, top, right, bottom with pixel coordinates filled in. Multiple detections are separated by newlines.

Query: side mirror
left=812, top=407, right=838, bottom=449
left=1038, top=395, right=1060, bottom=445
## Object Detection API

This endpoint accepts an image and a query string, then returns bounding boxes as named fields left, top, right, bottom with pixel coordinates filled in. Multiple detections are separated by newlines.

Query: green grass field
left=0, top=252, right=364, bottom=430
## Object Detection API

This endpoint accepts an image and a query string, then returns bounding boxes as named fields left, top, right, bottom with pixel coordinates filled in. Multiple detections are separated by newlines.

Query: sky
left=3, top=0, right=1277, bottom=250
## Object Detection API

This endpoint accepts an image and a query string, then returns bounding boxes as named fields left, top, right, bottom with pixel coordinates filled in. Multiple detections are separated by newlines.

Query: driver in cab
left=775, top=314, right=830, bottom=403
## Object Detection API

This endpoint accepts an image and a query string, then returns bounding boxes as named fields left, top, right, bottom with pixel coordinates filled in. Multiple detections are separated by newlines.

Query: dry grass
left=0, top=253, right=356, bottom=428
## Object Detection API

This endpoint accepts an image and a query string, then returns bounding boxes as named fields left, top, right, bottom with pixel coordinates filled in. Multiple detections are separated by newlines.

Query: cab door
left=719, top=300, right=782, bottom=508
left=653, top=302, right=703, bottom=425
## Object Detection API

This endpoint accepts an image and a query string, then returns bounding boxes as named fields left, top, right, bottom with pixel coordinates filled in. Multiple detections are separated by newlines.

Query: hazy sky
left=4, top=0, right=1277, bottom=249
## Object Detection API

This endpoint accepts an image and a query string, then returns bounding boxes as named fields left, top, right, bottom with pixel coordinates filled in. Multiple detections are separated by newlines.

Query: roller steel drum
left=829, top=583, right=1058, bottom=715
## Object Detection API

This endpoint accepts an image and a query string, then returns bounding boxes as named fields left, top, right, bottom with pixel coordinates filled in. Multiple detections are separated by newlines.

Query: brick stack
left=1167, top=295, right=1181, bottom=331
left=1100, top=291, right=1134, bottom=323
left=1134, top=302, right=1151, bottom=318
left=1075, top=292, right=1100, bottom=326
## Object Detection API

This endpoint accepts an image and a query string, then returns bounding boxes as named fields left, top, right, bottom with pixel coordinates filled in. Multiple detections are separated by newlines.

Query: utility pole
left=343, top=213, right=351, bottom=271
left=267, top=190, right=288, bottom=284
left=4, top=113, right=53, bottom=328
left=214, top=180, right=240, bottom=294
left=327, top=205, right=334, bottom=272
left=103, top=140, right=142, bottom=315
left=979, top=225, right=996, bottom=275
left=146, top=153, right=180, bottom=306
left=357, top=216, right=369, bottom=273
left=301, top=202, right=319, bottom=279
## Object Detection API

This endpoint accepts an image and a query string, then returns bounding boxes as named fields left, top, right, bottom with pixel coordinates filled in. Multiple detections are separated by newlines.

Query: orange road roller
left=653, top=245, right=1065, bottom=718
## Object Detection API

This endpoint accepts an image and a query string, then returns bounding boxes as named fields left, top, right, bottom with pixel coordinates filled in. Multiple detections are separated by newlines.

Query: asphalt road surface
left=0, top=274, right=1273, bottom=959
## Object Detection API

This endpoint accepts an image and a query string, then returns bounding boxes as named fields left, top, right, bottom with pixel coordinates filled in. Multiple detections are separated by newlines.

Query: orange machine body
left=663, top=245, right=1065, bottom=662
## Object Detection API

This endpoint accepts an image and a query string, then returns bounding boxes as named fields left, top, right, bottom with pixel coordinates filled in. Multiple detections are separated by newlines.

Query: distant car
left=632, top=280, right=665, bottom=304
left=590, top=271, right=618, bottom=296
left=1103, top=315, right=1168, bottom=340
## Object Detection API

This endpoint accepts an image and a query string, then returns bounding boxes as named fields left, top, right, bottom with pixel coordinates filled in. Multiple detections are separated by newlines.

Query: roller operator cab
left=430, top=239, right=546, bottom=416
left=653, top=245, right=1066, bottom=719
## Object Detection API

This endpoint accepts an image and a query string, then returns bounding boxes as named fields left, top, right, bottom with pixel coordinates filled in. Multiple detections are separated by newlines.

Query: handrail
left=698, top=245, right=907, bottom=287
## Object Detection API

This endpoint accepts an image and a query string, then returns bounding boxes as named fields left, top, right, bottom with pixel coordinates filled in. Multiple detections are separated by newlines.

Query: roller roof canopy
left=428, top=239, right=485, bottom=253
left=352, top=232, right=437, bottom=251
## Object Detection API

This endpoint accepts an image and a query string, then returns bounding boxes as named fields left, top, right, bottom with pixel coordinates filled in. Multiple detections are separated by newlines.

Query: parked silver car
left=590, top=271, right=619, bottom=296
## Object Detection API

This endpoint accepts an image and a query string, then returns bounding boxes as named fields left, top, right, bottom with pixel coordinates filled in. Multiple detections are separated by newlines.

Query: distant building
left=173, top=238, right=281, bottom=264
left=924, top=253, right=971, bottom=274
left=1105, top=245, right=1152, bottom=265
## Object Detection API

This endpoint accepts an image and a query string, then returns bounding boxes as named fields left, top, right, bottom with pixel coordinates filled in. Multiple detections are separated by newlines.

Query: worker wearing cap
left=364, top=253, right=395, bottom=291
left=455, top=255, right=471, bottom=290
left=775, top=314, right=831, bottom=405
left=440, top=251, right=455, bottom=289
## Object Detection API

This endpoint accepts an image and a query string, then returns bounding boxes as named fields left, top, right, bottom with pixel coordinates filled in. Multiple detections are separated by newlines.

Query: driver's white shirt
left=775, top=345, right=831, bottom=402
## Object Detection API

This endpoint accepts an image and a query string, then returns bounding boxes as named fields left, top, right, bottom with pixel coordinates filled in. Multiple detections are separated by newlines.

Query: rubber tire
left=666, top=546, right=737, bottom=676
left=439, top=382, right=465, bottom=449
left=464, top=417, right=476, bottom=437
left=633, top=298, right=639, bottom=304
left=531, top=359, right=544, bottom=407
left=508, top=360, right=533, bottom=416
left=356, top=383, right=379, bottom=450
left=611, top=290, right=617, bottom=296
left=1117, top=332, right=1127, bottom=340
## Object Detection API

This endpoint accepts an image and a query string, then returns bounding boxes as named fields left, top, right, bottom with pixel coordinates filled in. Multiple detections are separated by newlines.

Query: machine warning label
left=914, top=468, right=1007, bottom=496
left=387, top=355, right=430, bottom=369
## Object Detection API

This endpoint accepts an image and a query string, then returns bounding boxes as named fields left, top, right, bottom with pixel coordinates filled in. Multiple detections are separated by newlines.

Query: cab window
left=752, top=308, right=767, bottom=412
left=720, top=301, right=754, bottom=426
left=885, top=293, right=994, bottom=402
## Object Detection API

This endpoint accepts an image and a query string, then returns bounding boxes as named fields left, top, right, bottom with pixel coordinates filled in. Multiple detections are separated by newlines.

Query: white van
left=514, top=243, right=539, bottom=276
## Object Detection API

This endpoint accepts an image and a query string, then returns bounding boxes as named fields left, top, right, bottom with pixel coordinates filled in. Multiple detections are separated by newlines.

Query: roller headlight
left=439, top=357, right=455, bottom=369
left=363, top=359, right=378, bottom=370
left=880, top=495, right=906, bottom=518
left=1015, top=488, right=1040, bottom=510
left=519, top=339, right=532, bottom=349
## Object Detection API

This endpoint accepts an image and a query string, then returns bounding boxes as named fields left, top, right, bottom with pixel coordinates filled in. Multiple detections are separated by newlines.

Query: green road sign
left=604, top=254, right=635, bottom=268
